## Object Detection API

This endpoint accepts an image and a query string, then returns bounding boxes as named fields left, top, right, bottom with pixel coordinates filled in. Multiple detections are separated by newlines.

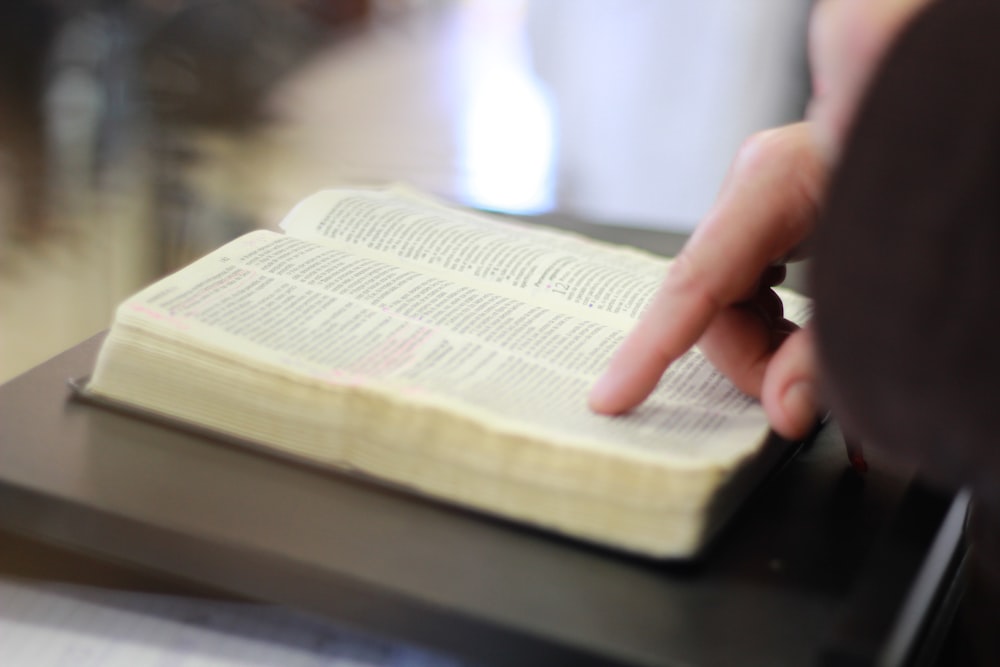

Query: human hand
left=589, top=0, right=933, bottom=439
left=589, top=123, right=824, bottom=438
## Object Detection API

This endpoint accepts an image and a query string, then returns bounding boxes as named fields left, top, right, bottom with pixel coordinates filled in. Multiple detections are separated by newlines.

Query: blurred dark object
left=812, top=1, right=1000, bottom=664
left=0, top=0, right=367, bottom=256
left=138, top=0, right=354, bottom=128
left=0, top=1, right=59, bottom=241
left=134, top=0, right=362, bottom=271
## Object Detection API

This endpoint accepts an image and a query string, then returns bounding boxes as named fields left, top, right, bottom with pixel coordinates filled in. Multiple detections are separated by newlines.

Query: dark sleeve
left=810, top=1, right=1000, bottom=662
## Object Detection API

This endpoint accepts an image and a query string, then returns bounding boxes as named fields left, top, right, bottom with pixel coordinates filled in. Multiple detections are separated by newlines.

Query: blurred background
left=0, top=0, right=812, bottom=382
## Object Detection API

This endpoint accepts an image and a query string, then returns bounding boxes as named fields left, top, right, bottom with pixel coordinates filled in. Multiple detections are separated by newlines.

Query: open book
left=86, top=186, right=809, bottom=558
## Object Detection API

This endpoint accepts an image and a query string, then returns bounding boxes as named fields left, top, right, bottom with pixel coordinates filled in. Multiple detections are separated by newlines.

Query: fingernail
left=782, top=381, right=817, bottom=428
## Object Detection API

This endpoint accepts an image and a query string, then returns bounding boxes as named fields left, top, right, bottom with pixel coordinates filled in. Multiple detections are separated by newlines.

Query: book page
left=99, top=231, right=787, bottom=463
left=278, top=187, right=666, bottom=324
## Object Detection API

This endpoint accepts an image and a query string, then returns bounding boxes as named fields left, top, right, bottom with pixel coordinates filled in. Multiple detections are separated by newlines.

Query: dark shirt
left=812, top=1, right=1000, bottom=662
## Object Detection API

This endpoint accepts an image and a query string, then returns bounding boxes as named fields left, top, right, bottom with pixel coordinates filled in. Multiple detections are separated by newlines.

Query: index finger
left=589, top=123, right=825, bottom=414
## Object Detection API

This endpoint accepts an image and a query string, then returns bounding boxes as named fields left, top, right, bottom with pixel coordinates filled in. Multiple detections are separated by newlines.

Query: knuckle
left=666, top=251, right=723, bottom=312
left=733, top=125, right=811, bottom=177
left=732, top=124, right=824, bottom=245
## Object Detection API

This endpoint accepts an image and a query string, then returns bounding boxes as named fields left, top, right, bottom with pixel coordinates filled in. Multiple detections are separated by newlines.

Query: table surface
left=0, top=223, right=965, bottom=667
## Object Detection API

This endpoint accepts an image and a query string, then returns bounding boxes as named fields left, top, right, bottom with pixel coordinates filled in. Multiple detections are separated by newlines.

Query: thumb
left=761, top=326, right=821, bottom=440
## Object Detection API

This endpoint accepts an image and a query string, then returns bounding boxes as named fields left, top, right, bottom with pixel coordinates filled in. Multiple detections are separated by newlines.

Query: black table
left=0, top=221, right=968, bottom=666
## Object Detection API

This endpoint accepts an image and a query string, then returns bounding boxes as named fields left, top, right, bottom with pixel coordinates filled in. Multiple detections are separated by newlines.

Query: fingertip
left=761, top=328, right=821, bottom=439
left=587, top=372, right=629, bottom=415
left=588, top=361, right=664, bottom=415
left=772, top=380, right=819, bottom=440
